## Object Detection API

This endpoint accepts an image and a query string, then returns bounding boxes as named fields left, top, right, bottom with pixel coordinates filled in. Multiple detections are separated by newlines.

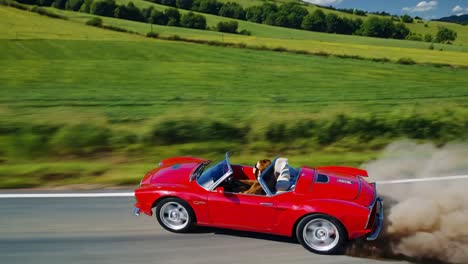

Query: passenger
left=274, top=158, right=291, bottom=193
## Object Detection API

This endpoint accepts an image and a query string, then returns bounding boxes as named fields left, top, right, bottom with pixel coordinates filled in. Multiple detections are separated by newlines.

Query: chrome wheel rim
left=303, top=218, right=339, bottom=252
left=160, top=202, right=189, bottom=230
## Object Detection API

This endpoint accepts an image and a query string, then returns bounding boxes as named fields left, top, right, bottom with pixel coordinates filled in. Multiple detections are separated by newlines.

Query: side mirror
left=216, top=186, right=224, bottom=193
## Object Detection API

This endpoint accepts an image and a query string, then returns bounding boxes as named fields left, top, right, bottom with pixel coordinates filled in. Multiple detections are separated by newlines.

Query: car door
left=207, top=191, right=277, bottom=232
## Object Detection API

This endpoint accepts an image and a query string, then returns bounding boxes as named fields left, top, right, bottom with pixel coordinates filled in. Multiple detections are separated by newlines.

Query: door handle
left=260, top=202, right=273, bottom=207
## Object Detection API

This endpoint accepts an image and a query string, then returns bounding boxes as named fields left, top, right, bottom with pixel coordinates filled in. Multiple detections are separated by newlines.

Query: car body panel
left=134, top=153, right=382, bottom=242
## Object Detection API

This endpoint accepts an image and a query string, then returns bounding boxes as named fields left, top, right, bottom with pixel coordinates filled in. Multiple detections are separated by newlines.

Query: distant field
left=1, top=5, right=467, bottom=188
left=1, top=10, right=467, bottom=122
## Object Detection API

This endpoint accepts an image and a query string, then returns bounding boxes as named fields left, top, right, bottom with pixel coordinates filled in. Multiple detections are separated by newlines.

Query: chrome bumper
left=133, top=207, right=140, bottom=216
left=367, top=197, right=383, bottom=241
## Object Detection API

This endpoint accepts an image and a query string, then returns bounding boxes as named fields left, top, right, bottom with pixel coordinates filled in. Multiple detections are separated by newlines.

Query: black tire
left=155, top=198, right=195, bottom=233
left=296, top=214, right=347, bottom=255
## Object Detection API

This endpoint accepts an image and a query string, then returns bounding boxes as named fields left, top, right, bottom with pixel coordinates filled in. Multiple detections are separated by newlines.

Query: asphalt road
left=0, top=192, right=410, bottom=264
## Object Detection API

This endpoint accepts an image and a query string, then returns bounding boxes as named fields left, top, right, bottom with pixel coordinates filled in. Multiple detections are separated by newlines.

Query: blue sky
left=303, top=0, right=468, bottom=19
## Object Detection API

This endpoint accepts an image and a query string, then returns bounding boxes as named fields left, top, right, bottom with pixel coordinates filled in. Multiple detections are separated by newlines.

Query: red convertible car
left=134, top=153, right=383, bottom=254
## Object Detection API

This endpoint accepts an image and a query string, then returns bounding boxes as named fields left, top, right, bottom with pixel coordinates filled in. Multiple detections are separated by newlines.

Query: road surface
left=0, top=192, right=410, bottom=264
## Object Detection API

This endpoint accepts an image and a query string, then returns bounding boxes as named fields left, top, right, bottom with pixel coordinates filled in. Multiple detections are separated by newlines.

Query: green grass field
left=0, top=5, right=467, bottom=188
left=36, top=2, right=468, bottom=67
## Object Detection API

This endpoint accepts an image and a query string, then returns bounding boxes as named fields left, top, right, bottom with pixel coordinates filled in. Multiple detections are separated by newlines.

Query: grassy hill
left=22, top=2, right=468, bottom=67
left=0, top=5, right=467, bottom=188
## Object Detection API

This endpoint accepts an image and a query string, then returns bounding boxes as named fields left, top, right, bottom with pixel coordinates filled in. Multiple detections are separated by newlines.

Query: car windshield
left=196, top=153, right=232, bottom=190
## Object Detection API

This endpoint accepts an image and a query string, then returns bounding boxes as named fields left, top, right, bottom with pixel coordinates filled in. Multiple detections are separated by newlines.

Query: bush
left=164, top=7, right=180, bottom=26
left=86, top=17, right=103, bottom=27
left=146, top=31, right=159, bottom=38
left=239, top=29, right=251, bottom=35
left=50, top=124, right=112, bottom=156
left=146, top=120, right=248, bottom=145
left=180, top=11, right=206, bottom=29
left=397, top=57, right=416, bottom=65
left=401, top=14, right=413, bottom=23
left=435, top=26, right=457, bottom=44
left=90, top=0, right=116, bottom=17
left=216, top=20, right=237, bottom=33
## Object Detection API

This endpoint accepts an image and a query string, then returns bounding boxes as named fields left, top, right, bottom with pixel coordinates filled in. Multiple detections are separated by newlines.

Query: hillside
left=20, top=1, right=467, bottom=67
left=0, top=5, right=467, bottom=188
left=435, top=14, right=468, bottom=25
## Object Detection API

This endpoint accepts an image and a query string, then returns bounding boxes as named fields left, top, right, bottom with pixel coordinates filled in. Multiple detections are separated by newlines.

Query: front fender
left=275, top=199, right=370, bottom=239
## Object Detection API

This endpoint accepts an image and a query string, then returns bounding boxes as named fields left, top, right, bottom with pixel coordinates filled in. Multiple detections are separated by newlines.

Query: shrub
left=400, top=14, right=413, bottom=23
left=239, top=29, right=251, bottom=35
left=164, top=7, right=180, bottom=26
left=146, top=120, right=248, bottom=145
left=146, top=31, right=159, bottom=38
left=180, top=11, right=206, bottom=29
left=86, top=17, right=103, bottom=27
left=435, top=26, right=457, bottom=44
left=50, top=124, right=112, bottom=156
left=397, top=57, right=416, bottom=65
left=150, top=9, right=168, bottom=25
left=216, top=20, right=237, bottom=33
left=90, top=0, right=116, bottom=17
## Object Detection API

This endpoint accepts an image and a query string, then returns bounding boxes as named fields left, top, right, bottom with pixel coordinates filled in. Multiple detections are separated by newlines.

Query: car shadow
left=190, top=226, right=298, bottom=244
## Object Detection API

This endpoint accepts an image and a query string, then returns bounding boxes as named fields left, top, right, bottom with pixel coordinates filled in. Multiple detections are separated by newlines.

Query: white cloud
left=452, top=5, right=468, bottom=16
left=302, top=0, right=343, bottom=6
left=403, top=1, right=438, bottom=13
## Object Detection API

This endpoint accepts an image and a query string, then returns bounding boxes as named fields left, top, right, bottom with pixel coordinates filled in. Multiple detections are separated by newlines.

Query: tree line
left=145, top=0, right=416, bottom=40
left=13, top=0, right=246, bottom=33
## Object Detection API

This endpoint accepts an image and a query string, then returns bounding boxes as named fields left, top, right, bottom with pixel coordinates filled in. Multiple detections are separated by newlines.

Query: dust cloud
left=347, top=141, right=468, bottom=264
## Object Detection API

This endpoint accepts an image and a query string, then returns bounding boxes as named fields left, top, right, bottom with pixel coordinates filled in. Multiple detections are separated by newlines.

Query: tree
left=301, top=9, right=326, bottom=32
left=401, top=14, right=413, bottom=23
left=218, top=2, right=245, bottom=20
left=160, top=0, right=176, bottom=7
left=150, top=9, right=168, bottom=25
left=276, top=3, right=308, bottom=29
left=90, top=0, right=116, bottom=17
left=180, top=11, right=206, bottom=29
left=358, top=17, right=395, bottom=38
left=141, top=6, right=154, bottom=22
left=435, top=26, right=457, bottom=44
left=176, top=0, right=193, bottom=10
left=52, top=0, right=67, bottom=9
left=193, top=0, right=222, bottom=15
left=79, top=0, right=93, bottom=13
left=393, top=22, right=410, bottom=39
left=325, top=13, right=339, bottom=33
left=424, top=33, right=433, bottom=42
left=65, top=0, right=84, bottom=10
left=217, top=20, right=238, bottom=33
left=165, top=8, right=181, bottom=26
left=114, top=2, right=144, bottom=22
left=245, top=6, right=263, bottom=23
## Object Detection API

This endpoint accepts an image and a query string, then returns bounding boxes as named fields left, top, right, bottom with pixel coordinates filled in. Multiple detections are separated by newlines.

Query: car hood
left=141, top=157, right=206, bottom=186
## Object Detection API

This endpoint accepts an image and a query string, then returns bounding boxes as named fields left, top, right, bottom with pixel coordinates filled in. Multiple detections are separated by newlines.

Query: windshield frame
left=195, top=152, right=233, bottom=191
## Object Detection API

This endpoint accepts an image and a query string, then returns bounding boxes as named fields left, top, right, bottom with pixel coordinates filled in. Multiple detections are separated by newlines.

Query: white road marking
left=375, top=175, right=468, bottom=185
left=1, top=175, right=468, bottom=198
left=0, top=192, right=134, bottom=198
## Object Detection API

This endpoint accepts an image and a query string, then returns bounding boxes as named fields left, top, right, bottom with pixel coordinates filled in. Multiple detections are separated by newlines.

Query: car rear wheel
left=296, top=214, right=347, bottom=255
left=156, top=198, right=195, bottom=233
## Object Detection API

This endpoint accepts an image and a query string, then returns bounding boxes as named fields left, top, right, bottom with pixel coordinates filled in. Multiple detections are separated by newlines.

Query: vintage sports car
left=134, top=153, right=383, bottom=254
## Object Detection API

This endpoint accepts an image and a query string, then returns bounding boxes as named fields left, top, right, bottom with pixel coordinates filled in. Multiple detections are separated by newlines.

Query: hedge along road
left=0, top=193, right=411, bottom=264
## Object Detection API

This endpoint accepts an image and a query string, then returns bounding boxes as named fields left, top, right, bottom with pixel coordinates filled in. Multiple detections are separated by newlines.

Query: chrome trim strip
left=353, top=176, right=362, bottom=200
left=367, top=197, right=384, bottom=241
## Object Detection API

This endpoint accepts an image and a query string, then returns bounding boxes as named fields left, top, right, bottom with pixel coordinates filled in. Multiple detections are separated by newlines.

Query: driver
left=243, top=158, right=291, bottom=194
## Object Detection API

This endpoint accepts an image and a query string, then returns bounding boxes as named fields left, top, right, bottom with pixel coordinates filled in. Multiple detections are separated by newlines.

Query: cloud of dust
left=348, top=141, right=468, bottom=264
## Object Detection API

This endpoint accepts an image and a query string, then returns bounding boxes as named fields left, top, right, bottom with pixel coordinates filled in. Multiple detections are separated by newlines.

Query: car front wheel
left=156, top=198, right=195, bottom=233
left=296, top=214, right=347, bottom=255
